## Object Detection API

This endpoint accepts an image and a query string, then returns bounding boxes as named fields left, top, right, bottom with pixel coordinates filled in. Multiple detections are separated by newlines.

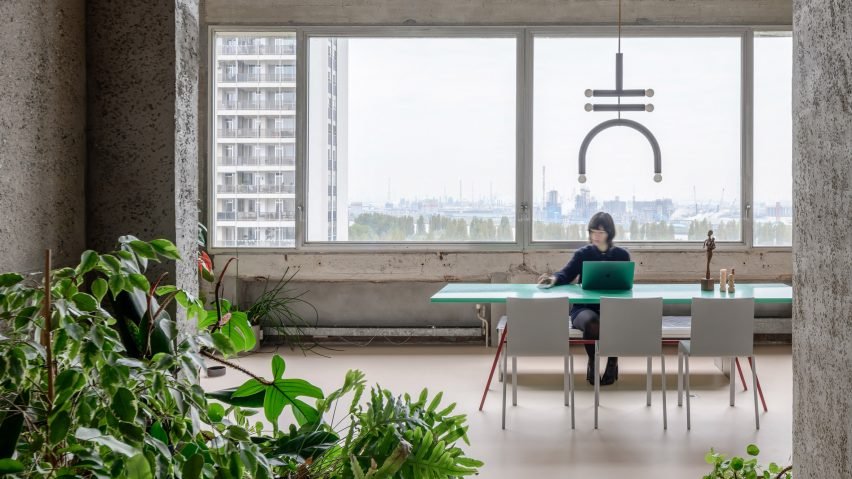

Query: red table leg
left=747, top=357, right=768, bottom=412
left=735, top=357, right=748, bottom=391
left=479, top=326, right=508, bottom=411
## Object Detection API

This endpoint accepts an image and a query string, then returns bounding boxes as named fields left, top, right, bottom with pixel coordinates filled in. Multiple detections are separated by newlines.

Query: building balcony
left=217, top=101, right=296, bottom=111
left=217, top=128, right=296, bottom=139
left=218, top=73, right=296, bottom=82
left=216, top=211, right=297, bottom=221
left=217, top=156, right=295, bottom=167
left=215, top=239, right=296, bottom=248
left=217, top=44, right=296, bottom=55
left=216, top=184, right=296, bottom=194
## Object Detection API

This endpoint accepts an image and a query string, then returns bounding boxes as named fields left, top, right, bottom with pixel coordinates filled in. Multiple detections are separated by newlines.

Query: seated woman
left=537, top=211, right=630, bottom=386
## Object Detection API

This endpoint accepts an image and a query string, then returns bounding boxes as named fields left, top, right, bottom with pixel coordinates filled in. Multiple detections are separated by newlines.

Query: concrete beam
left=0, top=1, right=86, bottom=272
left=213, top=250, right=792, bottom=283
left=86, top=0, right=200, bottom=327
left=205, top=0, right=792, bottom=26
left=792, top=0, right=852, bottom=476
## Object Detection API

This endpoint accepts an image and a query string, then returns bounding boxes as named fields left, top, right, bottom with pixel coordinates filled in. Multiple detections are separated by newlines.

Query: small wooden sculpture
left=701, top=230, right=716, bottom=291
left=728, top=268, right=736, bottom=293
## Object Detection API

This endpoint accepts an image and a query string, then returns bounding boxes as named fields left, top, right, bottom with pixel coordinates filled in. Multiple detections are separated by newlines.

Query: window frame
left=206, top=25, right=793, bottom=254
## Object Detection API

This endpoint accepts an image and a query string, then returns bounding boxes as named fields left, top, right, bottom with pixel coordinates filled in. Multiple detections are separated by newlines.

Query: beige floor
left=201, top=344, right=792, bottom=478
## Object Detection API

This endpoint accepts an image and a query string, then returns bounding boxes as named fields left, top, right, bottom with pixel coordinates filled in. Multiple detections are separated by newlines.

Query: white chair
left=502, top=297, right=573, bottom=430
left=678, top=297, right=759, bottom=430
left=595, top=297, right=667, bottom=429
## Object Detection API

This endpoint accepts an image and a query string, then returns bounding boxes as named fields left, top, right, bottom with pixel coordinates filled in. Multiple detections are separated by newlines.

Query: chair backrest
left=506, top=298, right=572, bottom=357
left=598, top=297, right=664, bottom=356
left=689, top=298, right=755, bottom=356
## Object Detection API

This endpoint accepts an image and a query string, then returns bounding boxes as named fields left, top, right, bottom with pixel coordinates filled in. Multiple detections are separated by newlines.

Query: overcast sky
left=335, top=35, right=792, bottom=207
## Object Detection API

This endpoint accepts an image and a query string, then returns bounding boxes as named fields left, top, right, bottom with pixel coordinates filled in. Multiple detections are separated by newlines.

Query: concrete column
left=793, top=1, right=852, bottom=477
left=0, top=1, right=86, bottom=272
left=86, top=0, right=199, bottom=326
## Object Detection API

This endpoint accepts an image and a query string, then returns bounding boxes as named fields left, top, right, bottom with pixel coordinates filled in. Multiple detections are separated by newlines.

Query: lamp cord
left=617, top=0, right=622, bottom=119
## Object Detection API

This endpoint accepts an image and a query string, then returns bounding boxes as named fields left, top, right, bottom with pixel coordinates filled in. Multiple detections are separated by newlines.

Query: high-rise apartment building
left=212, top=33, right=348, bottom=246
left=307, top=38, right=348, bottom=241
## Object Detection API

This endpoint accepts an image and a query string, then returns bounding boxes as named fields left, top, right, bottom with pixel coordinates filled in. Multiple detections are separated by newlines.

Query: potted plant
left=245, top=267, right=323, bottom=354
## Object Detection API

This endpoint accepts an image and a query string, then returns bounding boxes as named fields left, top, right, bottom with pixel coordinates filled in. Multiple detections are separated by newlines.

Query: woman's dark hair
left=588, top=211, right=616, bottom=245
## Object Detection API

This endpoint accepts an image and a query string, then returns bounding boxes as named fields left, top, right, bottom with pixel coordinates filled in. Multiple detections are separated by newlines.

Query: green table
left=430, top=282, right=792, bottom=411
left=430, top=282, right=793, bottom=304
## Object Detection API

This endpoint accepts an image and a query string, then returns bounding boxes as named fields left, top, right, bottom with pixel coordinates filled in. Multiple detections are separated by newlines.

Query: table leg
left=480, top=325, right=508, bottom=411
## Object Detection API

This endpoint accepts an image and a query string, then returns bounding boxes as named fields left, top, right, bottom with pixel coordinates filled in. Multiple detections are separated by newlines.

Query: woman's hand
left=536, top=274, right=556, bottom=288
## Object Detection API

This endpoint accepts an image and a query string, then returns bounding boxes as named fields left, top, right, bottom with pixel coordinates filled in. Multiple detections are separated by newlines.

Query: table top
left=430, top=283, right=792, bottom=304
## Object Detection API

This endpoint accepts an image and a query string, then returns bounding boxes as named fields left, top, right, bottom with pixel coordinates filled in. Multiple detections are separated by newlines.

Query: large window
left=306, top=37, right=517, bottom=243
left=209, top=28, right=793, bottom=249
left=212, top=32, right=298, bottom=248
left=533, top=36, right=742, bottom=242
left=753, top=33, right=792, bottom=246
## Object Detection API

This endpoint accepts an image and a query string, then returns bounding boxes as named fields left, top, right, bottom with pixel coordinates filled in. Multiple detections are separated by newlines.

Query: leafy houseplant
left=0, top=238, right=275, bottom=477
left=0, top=236, right=483, bottom=478
left=704, top=444, right=792, bottom=479
left=245, top=267, right=321, bottom=354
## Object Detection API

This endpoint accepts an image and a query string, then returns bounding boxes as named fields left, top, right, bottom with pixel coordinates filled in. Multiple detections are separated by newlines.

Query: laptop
left=581, top=261, right=635, bottom=290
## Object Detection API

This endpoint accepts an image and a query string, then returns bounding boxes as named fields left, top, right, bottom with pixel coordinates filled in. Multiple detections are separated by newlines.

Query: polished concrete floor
left=201, top=344, right=792, bottom=478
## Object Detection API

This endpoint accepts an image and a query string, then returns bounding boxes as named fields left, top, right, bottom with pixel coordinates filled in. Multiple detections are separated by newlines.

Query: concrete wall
left=205, top=0, right=792, bottom=25
left=792, top=1, right=852, bottom=476
left=0, top=1, right=86, bottom=273
left=87, top=0, right=200, bottom=317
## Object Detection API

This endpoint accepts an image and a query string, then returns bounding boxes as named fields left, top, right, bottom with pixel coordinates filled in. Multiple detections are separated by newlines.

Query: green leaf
left=77, top=250, right=99, bottom=275
left=276, top=379, right=324, bottom=399
left=0, top=273, right=24, bottom=288
left=55, top=368, right=85, bottom=394
left=111, top=387, right=138, bottom=422
left=75, top=427, right=140, bottom=457
left=212, top=333, right=237, bottom=357
left=150, top=239, right=181, bottom=260
left=91, top=278, right=108, bottom=303
left=128, top=274, right=150, bottom=292
left=208, top=403, right=226, bottom=422
left=233, top=379, right=266, bottom=398
left=100, top=254, right=122, bottom=273
left=220, top=311, right=255, bottom=352
left=150, top=421, right=167, bottom=445
left=126, top=453, right=153, bottom=479
left=271, top=355, right=286, bottom=381
left=731, top=457, right=744, bottom=470
left=72, top=292, right=99, bottom=312
left=0, top=459, right=24, bottom=473
left=49, top=410, right=71, bottom=444
left=264, top=386, right=287, bottom=423
left=206, top=388, right=265, bottom=408
left=118, top=421, right=145, bottom=444
left=109, top=275, right=125, bottom=299
left=746, top=444, right=760, bottom=456
left=129, top=241, right=157, bottom=260
left=155, top=285, right=177, bottom=296
left=182, top=454, right=204, bottom=479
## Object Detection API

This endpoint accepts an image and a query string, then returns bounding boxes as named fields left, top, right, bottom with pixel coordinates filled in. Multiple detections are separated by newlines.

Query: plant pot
left=207, top=365, right=226, bottom=377
left=251, top=324, right=262, bottom=352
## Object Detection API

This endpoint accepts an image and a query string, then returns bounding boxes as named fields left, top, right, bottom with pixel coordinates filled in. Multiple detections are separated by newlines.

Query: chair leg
left=594, top=342, right=600, bottom=429
left=661, top=354, right=668, bottom=430
left=480, top=326, right=508, bottom=412
left=569, top=353, right=575, bottom=430
left=685, top=354, right=691, bottom=431
left=751, top=356, right=760, bottom=430
left=512, top=356, right=518, bottom=407
left=646, top=356, right=652, bottom=406
left=501, top=342, right=508, bottom=429
left=677, top=351, right=683, bottom=407
left=564, top=355, right=570, bottom=407
left=735, top=357, right=748, bottom=391
left=748, top=356, right=769, bottom=412
left=730, top=357, right=736, bottom=407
